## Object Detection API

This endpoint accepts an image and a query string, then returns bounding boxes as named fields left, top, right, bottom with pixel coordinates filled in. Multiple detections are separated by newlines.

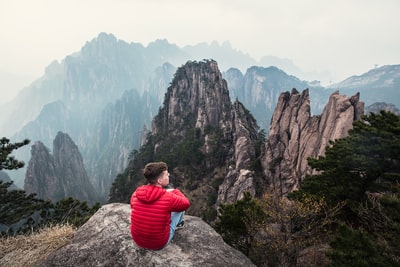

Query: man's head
left=143, top=161, right=169, bottom=186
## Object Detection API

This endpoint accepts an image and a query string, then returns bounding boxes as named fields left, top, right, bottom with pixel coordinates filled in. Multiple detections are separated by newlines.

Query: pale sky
left=1, top=0, right=399, bottom=103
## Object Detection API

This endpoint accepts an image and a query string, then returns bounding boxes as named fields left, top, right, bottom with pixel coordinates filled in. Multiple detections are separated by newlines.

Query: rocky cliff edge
left=36, top=203, right=255, bottom=267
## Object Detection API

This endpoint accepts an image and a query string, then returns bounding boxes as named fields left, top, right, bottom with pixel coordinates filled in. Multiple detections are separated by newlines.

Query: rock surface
left=262, top=88, right=364, bottom=196
left=162, top=61, right=260, bottom=207
left=24, top=131, right=99, bottom=204
left=37, top=203, right=255, bottom=267
left=0, top=171, right=20, bottom=190
left=217, top=101, right=259, bottom=204
left=109, top=60, right=262, bottom=215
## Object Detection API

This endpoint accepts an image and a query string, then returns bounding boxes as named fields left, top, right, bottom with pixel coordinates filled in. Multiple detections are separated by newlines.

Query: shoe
left=176, top=220, right=184, bottom=230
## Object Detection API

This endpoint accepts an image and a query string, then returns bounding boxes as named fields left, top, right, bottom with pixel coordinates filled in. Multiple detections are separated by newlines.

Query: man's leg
left=167, top=211, right=184, bottom=244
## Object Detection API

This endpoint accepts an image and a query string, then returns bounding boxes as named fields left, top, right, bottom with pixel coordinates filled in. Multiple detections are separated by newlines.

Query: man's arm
left=169, top=189, right=190, bottom=212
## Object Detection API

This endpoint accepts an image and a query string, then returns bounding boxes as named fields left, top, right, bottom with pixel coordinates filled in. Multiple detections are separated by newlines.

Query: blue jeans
left=166, top=211, right=184, bottom=245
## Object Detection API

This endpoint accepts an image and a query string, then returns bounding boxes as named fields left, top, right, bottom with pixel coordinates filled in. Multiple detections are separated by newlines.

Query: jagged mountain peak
left=262, top=89, right=364, bottom=196
left=366, top=102, right=400, bottom=115
left=182, top=41, right=256, bottom=72
left=96, top=32, right=118, bottom=42
left=322, top=63, right=399, bottom=116
left=328, top=64, right=400, bottom=89
left=109, top=60, right=263, bottom=218
left=53, top=131, right=81, bottom=161
left=245, top=65, right=303, bottom=81
left=91, top=32, right=118, bottom=46
left=24, top=132, right=99, bottom=204
left=82, top=32, right=138, bottom=54
left=3, top=32, right=397, bottom=204
left=147, top=38, right=178, bottom=49
left=153, top=60, right=232, bottom=136
left=224, top=65, right=311, bottom=131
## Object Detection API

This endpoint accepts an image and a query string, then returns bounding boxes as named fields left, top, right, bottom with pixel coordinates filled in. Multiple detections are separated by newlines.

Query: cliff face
left=24, top=141, right=58, bottom=199
left=217, top=101, right=260, bottom=204
left=85, top=89, right=148, bottom=197
left=153, top=60, right=232, bottom=137
left=261, top=89, right=364, bottom=196
left=224, top=66, right=320, bottom=131
left=109, top=60, right=262, bottom=216
left=24, top=132, right=99, bottom=204
left=154, top=60, right=262, bottom=208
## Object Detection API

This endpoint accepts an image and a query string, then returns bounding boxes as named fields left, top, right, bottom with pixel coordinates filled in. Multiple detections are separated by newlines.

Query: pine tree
left=0, top=137, right=30, bottom=170
left=289, top=111, right=400, bottom=266
left=215, top=192, right=267, bottom=257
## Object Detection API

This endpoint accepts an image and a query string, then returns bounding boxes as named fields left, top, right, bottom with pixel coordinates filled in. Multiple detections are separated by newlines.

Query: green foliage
left=50, top=197, right=101, bottom=226
left=0, top=138, right=100, bottom=236
left=108, top=173, right=132, bottom=203
left=288, top=111, right=400, bottom=266
left=201, top=207, right=217, bottom=223
left=204, top=126, right=230, bottom=165
left=215, top=192, right=267, bottom=257
left=217, top=111, right=400, bottom=266
left=0, top=181, right=51, bottom=226
left=156, top=128, right=205, bottom=167
left=0, top=137, right=30, bottom=170
left=217, top=190, right=340, bottom=266
left=0, top=181, right=100, bottom=236
left=327, top=224, right=389, bottom=267
left=290, top=111, right=400, bottom=220
left=109, top=124, right=228, bottom=204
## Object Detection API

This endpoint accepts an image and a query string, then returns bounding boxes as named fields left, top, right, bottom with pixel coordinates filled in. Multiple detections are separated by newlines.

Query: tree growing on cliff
left=215, top=192, right=267, bottom=260
left=215, top=190, right=340, bottom=266
left=289, top=111, right=400, bottom=266
left=217, top=111, right=400, bottom=266
left=0, top=137, right=30, bottom=170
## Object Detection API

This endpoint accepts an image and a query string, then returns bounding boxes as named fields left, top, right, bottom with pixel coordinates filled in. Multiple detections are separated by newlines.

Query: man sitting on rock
left=130, top=161, right=190, bottom=250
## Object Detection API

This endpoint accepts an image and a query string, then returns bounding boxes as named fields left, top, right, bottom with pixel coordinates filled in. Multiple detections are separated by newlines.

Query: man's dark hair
left=143, top=162, right=168, bottom=184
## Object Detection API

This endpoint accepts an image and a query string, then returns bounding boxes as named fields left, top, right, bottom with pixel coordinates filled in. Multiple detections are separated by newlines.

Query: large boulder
left=37, top=203, right=255, bottom=267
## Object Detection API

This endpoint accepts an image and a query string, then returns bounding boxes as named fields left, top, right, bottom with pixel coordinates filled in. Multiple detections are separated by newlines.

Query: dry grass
left=0, top=224, right=76, bottom=267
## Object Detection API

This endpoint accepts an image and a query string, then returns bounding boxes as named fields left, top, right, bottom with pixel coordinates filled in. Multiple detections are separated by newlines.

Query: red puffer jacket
left=130, top=185, right=190, bottom=250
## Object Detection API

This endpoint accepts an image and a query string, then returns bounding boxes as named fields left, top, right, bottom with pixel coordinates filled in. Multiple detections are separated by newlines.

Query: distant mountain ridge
left=109, top=60, right=365, bottom=222
left=328, top=64, right=400, bottom=107
left=0, top=171, right=20, bottom=190
left=366, top=102, right=400, bottom=115
left=224, top=66, right=312, bottom=130
left=1, top=32, right=398, bottom=202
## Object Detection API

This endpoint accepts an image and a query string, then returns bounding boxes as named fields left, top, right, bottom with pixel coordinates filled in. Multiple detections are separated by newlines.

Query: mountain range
left=108, top=60, right=364, bottom=220
left=0, top=32, right=398, bottom=202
